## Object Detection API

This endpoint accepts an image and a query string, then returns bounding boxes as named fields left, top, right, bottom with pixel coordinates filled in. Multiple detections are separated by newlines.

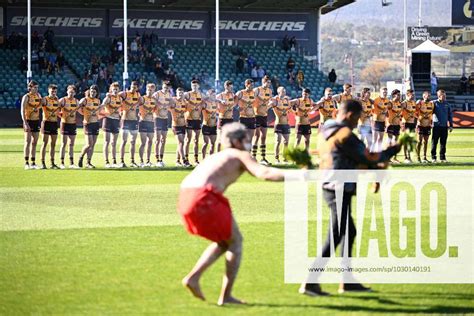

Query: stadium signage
left=452, top=0, right=474, bottom=25
left=218, top=20, right=306, bottom=32
left=285, top=170, right=474, bottom=283
left=408, top=26, right=474, bottom=53
left=111, top=18, right=204, bottom=30
left=6, top=7, right=107, bottom=36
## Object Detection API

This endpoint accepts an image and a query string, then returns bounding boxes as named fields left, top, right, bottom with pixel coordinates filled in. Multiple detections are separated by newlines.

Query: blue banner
left=452, top=0, right=474, bottom=25
left=6, top=7, right=107, bottom=36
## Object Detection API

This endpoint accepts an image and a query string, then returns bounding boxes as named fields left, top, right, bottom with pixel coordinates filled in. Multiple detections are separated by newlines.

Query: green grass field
left=1, top=128, right=473, bottom=315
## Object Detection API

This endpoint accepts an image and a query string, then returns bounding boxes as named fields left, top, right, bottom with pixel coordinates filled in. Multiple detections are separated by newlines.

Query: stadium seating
left=0, top=38, right=340, bottom=108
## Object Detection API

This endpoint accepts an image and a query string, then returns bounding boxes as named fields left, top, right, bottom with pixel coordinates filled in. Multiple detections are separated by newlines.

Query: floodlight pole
left=215, top=0, right=220, bottom=91
left=27, top=0, right=32, bottom=84
left=123, top=0, right=129, bottom=90
left=417, top=0, right=422, bottom=26
left=403, top=0, right=407, bottom=87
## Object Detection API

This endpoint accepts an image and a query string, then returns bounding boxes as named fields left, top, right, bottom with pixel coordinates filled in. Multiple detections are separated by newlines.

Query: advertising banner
left=5, top=7, right=107, bottom=36
left=408, top=26, right=474, bottom=53
left=452, top=0, right=474, bottom=25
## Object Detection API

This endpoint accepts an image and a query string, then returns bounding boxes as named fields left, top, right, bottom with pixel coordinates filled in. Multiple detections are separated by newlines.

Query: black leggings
left=321, top=189, right=356, bottom=258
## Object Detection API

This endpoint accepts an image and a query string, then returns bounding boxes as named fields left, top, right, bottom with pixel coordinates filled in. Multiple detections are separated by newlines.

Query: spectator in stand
left=282, top=35, right=290, bottom=52
left=31, top=50, right=39, bottom=72
left=286, top=56, right=295, bottom=72
left=106, top=62, right=116, bottom=79
left=167, top=46, right=175, bottom=64
left=328, top=69, right=337, bottom=87
left=469, top=72, right=474, bottom=94
left=39, top=55, right=48, bottom=75
left=460, top=73, right=468, bottom=94
left=144, top=52, right=155, bottom=72
left=20, top=55, right=27, bottom=72
left=130, top=39, right=139, bottom=63
left=43, top=27, right=55, bottom=51
left=271, top=75, right=280, bottom=95
left=247, top=55, right=256, bottom=73
left=430, top=72, right=438, bottom=95
left=287, top=70, right=295, bottom=86
left=154, top=60, right=165, bottom=80
left=236, top=55, right=245, bottom=74
left=32, top=31, right=40, bottom=49
left=47, top=53, right=57, bottom=74
left=56, top=51, right=65, bottom=73
left=296, top=69, right=305, bottom=90
left=251, top=66, right=258, bottom=82
left=256, top=66, right=265, bottom=80
left=289, top=36, right=297, bottom=51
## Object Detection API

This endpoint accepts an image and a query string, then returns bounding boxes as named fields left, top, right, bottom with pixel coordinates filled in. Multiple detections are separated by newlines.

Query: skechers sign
left=5, top=7, right=311, bottom=39
left=6, top=8, right=107, bottom=36
left=109, top=10, right=208, bottom=38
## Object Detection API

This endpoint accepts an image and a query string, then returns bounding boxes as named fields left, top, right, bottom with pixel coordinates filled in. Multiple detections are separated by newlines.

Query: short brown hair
left=224, top=80, right=233, bottom=87
left=406, top=89, right=414, bottom=94
left=245, top=79, right=253, bottom=85
left=191, top=79, right=200, bottom=84
left=67, top=85, right=76, bottom=91
left=343, top=83, right=352, bottom=89
left=48, top=84, right=58, bottom=90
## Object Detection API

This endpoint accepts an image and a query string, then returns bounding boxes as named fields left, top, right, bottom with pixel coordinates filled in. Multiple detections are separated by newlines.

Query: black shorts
left=296, top=124, right=312, bottom=135
left=41, top=121, right=58, bottom=135
left=386, top=125, right=401, bottom=136
left=404, top=122, right=416, bottom=132
left=102, top=117, right=120, bottom=134
left=173, top=126, right=186, bottom=135
left=202, top=125, right=217, bottom=136
left=61, top=123, right=77, bottom=136
left=218, top=118, right=234, bottom=129
left=255, top=115, right=268, bottom=128
left=240, top=117, right=256, bottom=130
left=373, top=121, right=386, bottom=132
left=139, top=121, right=154, bottom=133
left=121, top=119, right=138, bottom=131
left=154, top=118, right=169, bottom=132
left=186, top=119, right=202, bottom=130
left=274, top=124, right=290, bottom=135
left=25, top=120, right=40, bottom=133
left=417, top=126, right=431, bottom=136
left=84, top=122, right=100, bottom=136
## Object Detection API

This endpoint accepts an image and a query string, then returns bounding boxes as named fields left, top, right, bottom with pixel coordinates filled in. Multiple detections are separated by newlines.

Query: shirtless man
left=178, top=122, right=285, bottom=305
left=170, top=88, right=191, bottom=167
left=21, top=80, right=42, bottom=170
left=58, top=85, right=79, bottom=169
left=252, top=76, right=273, bottom=165
left=216, top=80, right=236, bottom=152
left=184, top=80, right=205, bottom=165
left=291, top=88, right=317, bottom=151
left=269, top=86, right=292, bottom=164
left=201, top=89, right=218, bottom=159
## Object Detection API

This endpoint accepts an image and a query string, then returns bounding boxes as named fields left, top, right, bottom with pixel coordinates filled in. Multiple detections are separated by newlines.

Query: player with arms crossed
left=101, top=82, right=122, bottom=168
left=39, top=84, right=60, bottom=169
left=21, top=80, right=42, bottom=169
left=371, top=87, right=390, bottom=152
left=201, top=89, right=219, bottom=159
left=216, top=80, right=236, bottom=151
left=270, top=86, right=292, bottom=164
left=291, top=88, right=317, bottom=151
left=171, top=88, right=191, bottom=167
left=184, top=80, right=205, bottom=165
left=401, top=89, right=417, bottom=163
left=58, top=85, right=79, bottom=169
left=235, top=79, right=257, bottom=144
left=357, top=87, right=373, bottom=148
left=387, top=89, right=403, bottom=163
left=178, top=122, right=286, bottom=305
left=153, top=80, right=173, bottom=167
left=252, top=75, right=273, bottom=164
left=416, top=91, right=434, bottom=163
left=138, top=83, right=157, bottom=167
left=118, top=81, right=141, bottom=168
left=316, top=87, right=337, bottom=129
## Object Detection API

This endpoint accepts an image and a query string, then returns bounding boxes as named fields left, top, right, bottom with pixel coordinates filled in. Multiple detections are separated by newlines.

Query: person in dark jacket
left=328, top=69, right=337, bottom=87
left=299, top=99, right=400, bottom=297
left=431, top=89, right=453, bottom=163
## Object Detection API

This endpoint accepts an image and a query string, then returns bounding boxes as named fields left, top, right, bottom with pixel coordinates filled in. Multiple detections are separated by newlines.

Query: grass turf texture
left=1, top=128, right=473, bottom=314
